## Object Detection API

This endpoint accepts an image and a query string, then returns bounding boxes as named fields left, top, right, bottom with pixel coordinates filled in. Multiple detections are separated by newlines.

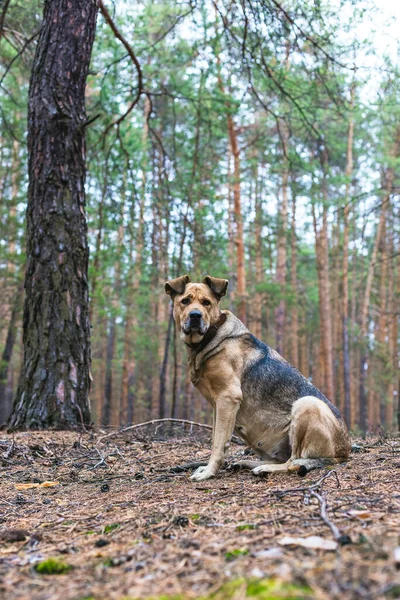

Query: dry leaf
left=278, top=536, right=338, bottom=551
left=15, top=481, right=59, bottom=490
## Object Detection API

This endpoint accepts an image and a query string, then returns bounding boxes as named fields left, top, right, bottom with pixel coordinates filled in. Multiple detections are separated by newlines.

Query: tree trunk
left=253, top=167, right=263, bottom=340
left=359, top=129, right=400, bottom=432
left=8, top=0, right=97, bottom=430
left=342, top=81, right=355, bottom=427
left=275, top=118, right=289, bottom=354
left=0, top=285, right=23, bottom=424
left=290, top=187, right=299, bottom=367
left=387, top=221, right=397, bottom=429
left=312, top=153, right=335, bottom=402
left=227, top=116, right=246, bottom=324
left=159, top=308, right=173, bottom=419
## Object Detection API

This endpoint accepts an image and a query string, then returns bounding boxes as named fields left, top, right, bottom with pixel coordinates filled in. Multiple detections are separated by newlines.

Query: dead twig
left=97, top=418, right=213, bottom=443
left=309, top=489, right=350, bottom=544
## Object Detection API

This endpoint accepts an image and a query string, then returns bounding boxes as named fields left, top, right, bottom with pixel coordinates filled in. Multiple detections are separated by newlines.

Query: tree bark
left=8, top=0, right=97, bottom=430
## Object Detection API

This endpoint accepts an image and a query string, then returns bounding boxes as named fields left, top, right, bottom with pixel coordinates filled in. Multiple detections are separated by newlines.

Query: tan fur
left=165, top=276, right=351, bottom=481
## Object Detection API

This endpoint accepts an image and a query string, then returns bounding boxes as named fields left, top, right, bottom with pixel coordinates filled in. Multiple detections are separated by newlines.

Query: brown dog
left=165, top=275, right=351, bottom=482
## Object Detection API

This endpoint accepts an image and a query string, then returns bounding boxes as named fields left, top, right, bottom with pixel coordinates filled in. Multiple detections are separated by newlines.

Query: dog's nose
left=189, top=310, right=202, bottom=321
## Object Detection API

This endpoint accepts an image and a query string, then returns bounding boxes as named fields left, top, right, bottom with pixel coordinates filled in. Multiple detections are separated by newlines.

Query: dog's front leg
left=190, top=391, right=241, bottom=482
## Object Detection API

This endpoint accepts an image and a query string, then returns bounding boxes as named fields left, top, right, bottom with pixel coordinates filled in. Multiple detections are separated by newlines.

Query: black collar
left=185, top=312, right=227, bottom=353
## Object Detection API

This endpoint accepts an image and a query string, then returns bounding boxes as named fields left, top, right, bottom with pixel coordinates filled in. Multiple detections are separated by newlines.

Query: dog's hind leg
left=252, top=396, right=351, bottom=476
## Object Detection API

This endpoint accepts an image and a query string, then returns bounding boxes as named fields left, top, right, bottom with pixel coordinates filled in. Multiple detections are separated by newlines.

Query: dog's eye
left=181, top=298, right=190, bottom=305
left=202, top=299, right=211, bottom=306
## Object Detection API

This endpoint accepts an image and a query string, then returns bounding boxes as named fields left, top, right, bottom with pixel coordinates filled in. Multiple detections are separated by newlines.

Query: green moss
left=190, top=514, right=200, bottom=521
left=34, top=558, right=72, bottom=575
left=236, top=524, right=258, bottom=531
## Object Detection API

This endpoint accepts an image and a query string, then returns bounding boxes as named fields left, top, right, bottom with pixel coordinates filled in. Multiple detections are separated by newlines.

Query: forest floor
left=0, top=425, right=400, bottom=600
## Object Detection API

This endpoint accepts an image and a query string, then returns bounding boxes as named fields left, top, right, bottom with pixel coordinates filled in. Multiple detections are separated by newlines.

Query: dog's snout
left=189, top=310, right=202, bottom=321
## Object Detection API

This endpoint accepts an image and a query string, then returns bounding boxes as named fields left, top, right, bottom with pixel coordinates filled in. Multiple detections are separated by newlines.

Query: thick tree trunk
left=8, top=0, right=97, bottom=430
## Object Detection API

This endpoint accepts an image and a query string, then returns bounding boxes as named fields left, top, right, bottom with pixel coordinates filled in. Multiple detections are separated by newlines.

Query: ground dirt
left=0, top=425, right=400, bottom=600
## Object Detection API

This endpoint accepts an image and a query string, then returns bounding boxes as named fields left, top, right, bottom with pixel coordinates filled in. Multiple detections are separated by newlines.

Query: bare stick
left=309, top=489, right=343, bottom=542
left=97, top=418, right=214, bottom=443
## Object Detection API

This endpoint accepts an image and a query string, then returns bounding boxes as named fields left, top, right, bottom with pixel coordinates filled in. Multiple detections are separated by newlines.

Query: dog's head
left=165, top=275, right=229, bottom=344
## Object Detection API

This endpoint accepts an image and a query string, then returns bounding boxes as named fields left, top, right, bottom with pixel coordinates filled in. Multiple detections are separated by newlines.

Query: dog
left=165, top=274, right=351, bottom=482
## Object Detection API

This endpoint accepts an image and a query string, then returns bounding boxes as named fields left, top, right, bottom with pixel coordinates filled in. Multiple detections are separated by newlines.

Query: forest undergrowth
left=1, top=427, right=400, bottom=600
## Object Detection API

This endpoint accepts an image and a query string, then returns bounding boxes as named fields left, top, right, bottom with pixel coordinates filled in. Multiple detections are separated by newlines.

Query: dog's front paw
left=190, top=465, right=216, bottom=482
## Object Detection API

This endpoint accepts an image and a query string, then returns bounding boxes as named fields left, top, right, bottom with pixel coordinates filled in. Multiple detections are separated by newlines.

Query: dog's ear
left=202, top=276, right=229, bottom=300
left=165, top=274, right=191, bottom=299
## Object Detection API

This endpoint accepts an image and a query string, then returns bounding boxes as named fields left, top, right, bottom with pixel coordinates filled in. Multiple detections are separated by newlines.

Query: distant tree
left=8, top=0, right=98, bottom=429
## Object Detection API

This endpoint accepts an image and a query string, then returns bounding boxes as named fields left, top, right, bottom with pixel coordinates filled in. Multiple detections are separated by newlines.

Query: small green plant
left=102, top=558, right=114, bottom=567
left=236, top=524, right=257, bottom=531
left=103, top=523, right=120, bottom=534
left=224, top=548, right=249, bottom=561
left=34, top=558, right=72, bottom=575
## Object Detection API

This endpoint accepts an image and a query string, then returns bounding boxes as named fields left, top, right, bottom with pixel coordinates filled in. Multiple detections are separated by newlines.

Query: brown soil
left=0, top=426, right=399, bottom=600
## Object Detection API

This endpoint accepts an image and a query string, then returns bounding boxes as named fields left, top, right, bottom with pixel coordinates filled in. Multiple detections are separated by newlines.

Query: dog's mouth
left=182, top=319, right=208, bottom=336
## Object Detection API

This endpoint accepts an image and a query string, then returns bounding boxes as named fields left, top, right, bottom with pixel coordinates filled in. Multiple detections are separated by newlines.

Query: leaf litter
left=0, top=428, right=400, bottom=599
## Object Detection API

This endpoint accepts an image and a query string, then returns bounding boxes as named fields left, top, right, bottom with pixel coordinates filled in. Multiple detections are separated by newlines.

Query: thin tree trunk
left=342, top=80, right=355, bottom=427
left=387, top=220, right=397, bottom=429
left=0, top=284, right=23, bottom=424
left=290, top=187, right=299, bottom=367
left=254, top=167, right=263, bottom=340
left=8, top=0, right=97, bottom=430
left=312, top=154, right=335, bottom=402
left=275, top=118, right=289, bottom=354
left=120, top=97, right=150, bottom=423
left=227, top=115, right=246, bottom=324
left=159, top=308, right=173, bottom=419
